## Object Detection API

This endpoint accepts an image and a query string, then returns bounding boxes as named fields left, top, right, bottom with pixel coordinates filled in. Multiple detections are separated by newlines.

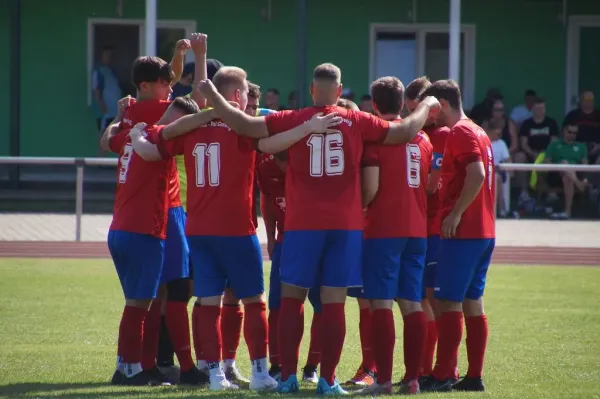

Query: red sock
left=421, top=320, right=438, bottom=376
left=371, top=308, right=395, bottom=384
left=191, top=304, right=204, bottom=362
left=432, top=312, right=463, bottom=381
left=306, top=312, right=322, bottom=366
left=268, top=309, right=280, bottom=366
left=403, top=311, right=428, bottom=381
left=141, top=300, right=162, bottom=370
left=278, top=297, right=304, bottom=381
left=221, top=304, right=243, bottom=361
left=118, top=305, right=148, bottom=364
left=320, top=303, right=346, bottom=386
left=244, top=302, right=268, bottom=360
left=195, top=305, right=221, bottom=363
left=359, top=307, right=375, bottom=371
left=465, top=315, right=488, bottom=378
left=165, top=301, right=194, bottom=371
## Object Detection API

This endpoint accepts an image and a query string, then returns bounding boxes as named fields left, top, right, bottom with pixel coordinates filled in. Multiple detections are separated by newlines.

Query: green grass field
left=0, top=259, right=599, bottom=398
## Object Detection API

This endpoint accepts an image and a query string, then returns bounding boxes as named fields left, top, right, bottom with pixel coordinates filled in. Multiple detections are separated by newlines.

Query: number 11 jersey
left=265, top=106, right=389, bottom=231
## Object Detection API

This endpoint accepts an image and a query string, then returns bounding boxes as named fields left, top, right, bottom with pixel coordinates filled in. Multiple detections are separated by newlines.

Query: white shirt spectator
left=491, top=138, right=510, bottom=166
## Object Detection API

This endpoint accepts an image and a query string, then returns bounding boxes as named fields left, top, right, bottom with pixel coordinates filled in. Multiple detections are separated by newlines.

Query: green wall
left=0, top=0, right=9, bottom=156
left=2, top=0, right=599, bottom=156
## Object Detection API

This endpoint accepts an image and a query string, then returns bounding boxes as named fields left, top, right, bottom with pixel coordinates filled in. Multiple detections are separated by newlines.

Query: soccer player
left=355, top=77, right=432, bottom=395
left=194, top=63, right=440, bottom=395
left=129, top=66, right=341, bottom=392
left=104, top=96, right=200, bottom=386
left=419, top=80, right=495, bottom=393
left=405, top=76, right=452, bottom=380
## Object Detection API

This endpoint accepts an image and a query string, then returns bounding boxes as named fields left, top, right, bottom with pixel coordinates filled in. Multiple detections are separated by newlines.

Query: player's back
left=364, top=130, right=432, bottom=239
left=423, top=125, right=451, bottom=236
left=439, top=119, right=495, bottom=238
left=181, top=120, right=256, bottom=236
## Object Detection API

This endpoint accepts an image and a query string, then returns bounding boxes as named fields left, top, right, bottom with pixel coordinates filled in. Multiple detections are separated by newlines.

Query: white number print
left=118, top=144, right=134, bottom=184
left=307, top=132, right=345, bottom=177
left=406, top=144, right=421, bottom=188
left=486, top=146, right=493, bottom=190
left=193, top=143, right=221, bottom=187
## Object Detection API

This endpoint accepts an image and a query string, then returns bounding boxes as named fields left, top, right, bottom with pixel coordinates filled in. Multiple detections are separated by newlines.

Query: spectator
left=341, top=87, right=355, bottom=102
left=481, top=99, right=518, bottom=154
left=515, top=98, right=559, bottom=200
left=563, top=90, right=600, bottom=164
left=509, top=89, right=537, bottom=128
left=469, top=87, right=503, bottom=125
left=544, top=124, right=588, bottom=219
left=92, top=46, right=122, bottom=144
left=264, top=88, right=281, bottom=110
left=488, top=120, right=511, bottom=217
left=358, top=94, right=373, bottom=113
left=287, top=90, right=298, bottom=110
left=170, top=62, right=195, bottom=99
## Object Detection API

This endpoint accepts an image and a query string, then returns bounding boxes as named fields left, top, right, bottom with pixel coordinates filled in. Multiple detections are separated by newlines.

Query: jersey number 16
left=307, top=132, right=345, bottom=177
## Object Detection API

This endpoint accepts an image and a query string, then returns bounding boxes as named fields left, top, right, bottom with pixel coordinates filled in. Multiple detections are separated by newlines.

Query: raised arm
left=197, top=79, right=269, bottom=139
left=129, top=123, right=162, bottom=161
left=161, top=108, right=217, bottom=140
left=382, top=97, right=439, bottom=145
left=170, top=39, right=190, bottom=86
left=189, top=33, right=208, bottom=108
left=100, top=96, right=134, bottom=152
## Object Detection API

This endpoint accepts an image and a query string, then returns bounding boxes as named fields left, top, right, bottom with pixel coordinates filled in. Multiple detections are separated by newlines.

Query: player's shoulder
left=453, top=119, right=485, bottom=137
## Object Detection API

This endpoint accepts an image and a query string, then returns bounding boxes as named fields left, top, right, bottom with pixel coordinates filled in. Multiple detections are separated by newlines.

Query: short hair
left=171, top=96, right=200, bottom=115
left=533, top=97, right=545, bottom=105
left=248, top=81, right=261, bottom=99
left=337, top=98, right=360, bottom=111
left=266, top=88, right=280, bottom=96
left=313, top=63, right=341, bottom=83
left=525, top=89, right=537, bottom=97
left=420, top=79, right=462, bottom=110
left=370, top=76, right=404, bottom=115
left=212, top=66, right=248, bottom=94
left=361, top=94, right=372, bottom=101
left=405, top=76, right=431, bottom=101
left=131, top=56, right=174, bottom=90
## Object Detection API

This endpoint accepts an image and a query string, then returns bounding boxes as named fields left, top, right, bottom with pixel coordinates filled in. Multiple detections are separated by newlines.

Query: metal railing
left=0, top=157, right=599, bottom=242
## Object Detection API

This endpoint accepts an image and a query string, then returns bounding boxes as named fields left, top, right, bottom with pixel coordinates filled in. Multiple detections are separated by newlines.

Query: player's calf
left=221, top=289, right=248, bottom=384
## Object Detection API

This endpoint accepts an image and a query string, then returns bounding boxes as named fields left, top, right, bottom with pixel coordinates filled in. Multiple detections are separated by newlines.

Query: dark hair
left=360, top=94, right=372, bottom=101
left=266, top=88, right=280, bottom=96
left=405, top=76, right=431, bottom=101
left=525, top=89, right=537, bottom=97
left=533, top=97, right=545, bottom=105
left=337, top=98, right=360, bottom=111
left=370, top=76, right=404, bottom=115
left=312, top=63, right=341, bottom=83
left=421, top=79, right=462, bottom=110
left=182, top=62, right=195, bottom=79
left=248, top=81, right=261, bottom=99
left=131, top=56, right=174, bottom=90
left=171, top=96, right=200, bottom=115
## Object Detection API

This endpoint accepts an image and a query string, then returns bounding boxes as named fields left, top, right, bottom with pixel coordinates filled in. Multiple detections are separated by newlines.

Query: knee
left=463, top=298, right=485, bottom=317
left=437, top=299, right=463, bottom=313
left=241, top=293, right=265, bottom=305
left=223, top=288, right=240, bottom=305
left=320, top=287, right=346, bottom=304
left=281, top=283, right=308, bottom=301
left=513, top=152, right=527, bottom=163
left=166, top=278, right=192, bottom=302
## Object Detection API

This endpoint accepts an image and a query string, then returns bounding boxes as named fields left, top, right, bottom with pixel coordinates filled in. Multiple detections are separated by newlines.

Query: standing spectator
left=264, top=88, right=281, bottom=110
left=481, top=99, right=518, bottom=154
left=358, top=95, right=373, bottom=114
left=469, top=87, right=503, bottom=125
left=287, top=90, right=298, bottom=110
left=92, top=46, right=122, bottom=154
left=544, top=124, right=588, bottom=219
left=509, top=89, right=537, bottom=128
left=171, top=62, right=195, bottom=99
left=516, top=98, right=559, bottom=200
left=487, top=121, right=511, bottom=217
left=563, top=90, right=600, bottom=164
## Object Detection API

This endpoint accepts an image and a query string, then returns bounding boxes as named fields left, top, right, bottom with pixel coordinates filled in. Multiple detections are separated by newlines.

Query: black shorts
left=547, top=171, right=583, bottom=188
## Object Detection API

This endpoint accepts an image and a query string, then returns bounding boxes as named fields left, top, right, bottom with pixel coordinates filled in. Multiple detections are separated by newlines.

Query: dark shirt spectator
left=481, top=99, right=518, bottom=153
left=264, top=88, right=281, bottom=110
left=562, top=90, right=600, bottom=161
left=170, top=62, right=195, bottom=99
left=519, top=98, right=559, bottom=158
left=469, top=87, right=503, bottom=125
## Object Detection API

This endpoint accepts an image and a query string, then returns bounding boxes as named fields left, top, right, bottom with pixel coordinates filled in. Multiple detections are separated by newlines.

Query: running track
left=0, top=242, right=598, bottom=266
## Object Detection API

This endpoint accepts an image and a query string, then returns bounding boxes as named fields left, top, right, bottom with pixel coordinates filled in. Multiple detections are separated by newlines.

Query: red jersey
left=108, top=127, right=170, bottom=239
left=120, top=99, right=182, bottom=209
left=439, top=119, right=495, bottom=239
left=265, top=106, right=389, bottom=231
left=156, top=120, right=257, bottom=236
left=363, top=124, right=432, bottom=239
left=423, top=125, right=451, bottom=236
left=255, top=153, right=286, bottom=242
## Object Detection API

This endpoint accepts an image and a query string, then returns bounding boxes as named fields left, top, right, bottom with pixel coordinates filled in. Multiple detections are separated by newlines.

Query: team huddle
left=100, top=33, right=496, bottom=395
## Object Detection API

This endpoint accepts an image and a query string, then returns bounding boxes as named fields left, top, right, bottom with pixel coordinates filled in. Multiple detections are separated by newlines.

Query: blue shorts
left=347, top=287, right=364, bottom=298
left=362, top=237, right=427, bottom=301
left=161, top=207, right=190, bottom=284
left=423, top=235, right=441, bottom=289
left=108, top=230, right=165, bottom=300
left=280, top=230, right=363, bottom=289
left=269, top=241, right=322, bottom=313
left=434, top=238, right=495, bottom=302
left=188, top=235, right=264, bottom=299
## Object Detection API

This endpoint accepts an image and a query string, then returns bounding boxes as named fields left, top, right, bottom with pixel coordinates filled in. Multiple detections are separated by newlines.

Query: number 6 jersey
left=265, top=106, right=389, bottom=231
left=362, top=123, right=433, bottom=239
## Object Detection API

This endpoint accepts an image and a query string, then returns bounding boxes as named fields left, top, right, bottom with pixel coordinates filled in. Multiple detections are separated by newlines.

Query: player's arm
left=169, top=39, right=190, bottom=87
left=427, top=150, right=443, bottom=195
left=100, top=96, right=135, bottom=152
left=129, top=123, right=162, bottom=161
left=382, top=97, right=439, bottom=145
left=161, top=108, right=218, bottom=140
left=189, top=33, right=208, bottom=108
left=198, top=79, right=269, bottom=139
left=361, top=166, right=379, bottom=207
left=450, top=161, right=486, bottom=217
left=257, top=112, right=341, bottom=154
left=260, top=192, right=277, bottom=242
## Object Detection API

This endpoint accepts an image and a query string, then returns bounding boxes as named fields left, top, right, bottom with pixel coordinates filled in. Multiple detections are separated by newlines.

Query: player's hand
left=190, top=33, right=207, bottom=55
left=175, top=39, right=191, bottom=56
left=306, top=112, right=342, bottom=134
left=116, top=95, right=135, bottom=117
left=129, top=122, right=147, bottom=138
left=441, top=211, right=461, bottom=238
left=421, top=96, right=441, bottom=118
left=195, top=79, right=217, bottom=97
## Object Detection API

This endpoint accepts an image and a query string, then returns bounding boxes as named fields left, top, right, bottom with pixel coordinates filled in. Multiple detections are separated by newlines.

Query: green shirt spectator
left=545, top=135, right=587, bottom=164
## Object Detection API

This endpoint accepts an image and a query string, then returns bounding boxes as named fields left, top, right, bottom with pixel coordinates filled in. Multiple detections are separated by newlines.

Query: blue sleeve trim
left=432, top=152, right=443, bottom=170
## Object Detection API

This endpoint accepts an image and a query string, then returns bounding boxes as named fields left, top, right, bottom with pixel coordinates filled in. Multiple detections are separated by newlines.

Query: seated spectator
left=515, top=98, right=559, bottom=200
left=359, top=95, right=373, bottom=113
left=469, top=87, right=503, bottom=125
left=170, top=62, right=195, bottom=99
left=563, top=90, right=600, bottom=165
left=544, top=124, right=588, bottom=219
left=481, top=99, right=518, bottom=154
left=509, top=89, right=537, bottom=128
left=287, top=90, right=298, bottom=110
left=264, top=88, right=281, bottom=110
left=488, top=121, right=511, bottom=217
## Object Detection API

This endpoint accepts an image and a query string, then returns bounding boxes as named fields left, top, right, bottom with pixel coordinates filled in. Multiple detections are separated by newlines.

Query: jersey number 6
left=307, top=132, right=345, bottom=177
